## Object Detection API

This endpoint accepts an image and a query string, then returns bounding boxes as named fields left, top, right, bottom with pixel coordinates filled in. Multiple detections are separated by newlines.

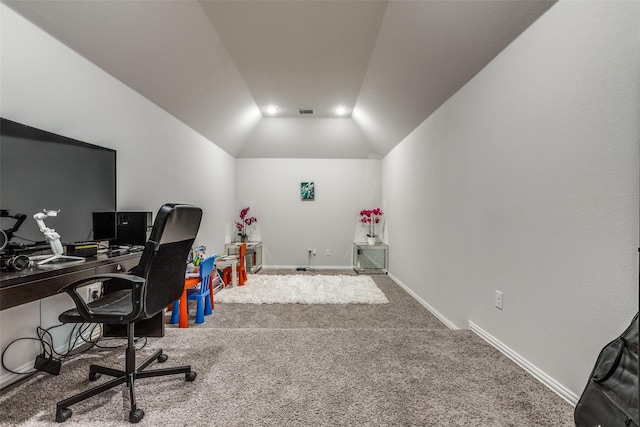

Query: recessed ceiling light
left=266, top=105, right=278, bottom=115
left=335, top=106, right=347, bottom=116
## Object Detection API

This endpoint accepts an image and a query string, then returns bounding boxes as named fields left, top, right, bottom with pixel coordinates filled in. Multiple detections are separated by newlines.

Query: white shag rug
left=215, top=274, right=389, bottom=304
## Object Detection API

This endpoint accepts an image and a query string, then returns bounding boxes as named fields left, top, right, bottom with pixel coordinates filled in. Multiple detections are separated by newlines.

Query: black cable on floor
left=2, top=322, right=149, bottom=377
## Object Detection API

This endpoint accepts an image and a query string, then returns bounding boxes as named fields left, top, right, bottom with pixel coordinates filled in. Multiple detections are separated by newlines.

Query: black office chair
left=54, top=204, right=202, bottom=423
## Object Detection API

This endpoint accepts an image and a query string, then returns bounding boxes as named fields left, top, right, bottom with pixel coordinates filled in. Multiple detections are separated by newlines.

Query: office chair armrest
left=58, top=274, right=146, bottom=320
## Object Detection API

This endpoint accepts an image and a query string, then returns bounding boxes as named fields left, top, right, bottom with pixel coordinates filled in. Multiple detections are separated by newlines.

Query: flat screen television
left=0, top=118, right=117, bottom=251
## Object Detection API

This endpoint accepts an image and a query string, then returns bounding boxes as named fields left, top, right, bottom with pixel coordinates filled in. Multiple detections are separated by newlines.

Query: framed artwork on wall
left=301, top=182, right=315, bottom=200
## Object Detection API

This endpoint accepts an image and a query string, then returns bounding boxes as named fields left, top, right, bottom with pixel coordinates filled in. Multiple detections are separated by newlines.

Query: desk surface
left=0, top=252, right=141, bottom=310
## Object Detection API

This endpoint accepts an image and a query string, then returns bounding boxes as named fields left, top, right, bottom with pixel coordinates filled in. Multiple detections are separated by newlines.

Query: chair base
left=55, top=325, right=196, bottom=423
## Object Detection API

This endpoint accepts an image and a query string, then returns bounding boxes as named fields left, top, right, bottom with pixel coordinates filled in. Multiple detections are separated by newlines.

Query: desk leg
left=179, top=290, right=188, bottom=328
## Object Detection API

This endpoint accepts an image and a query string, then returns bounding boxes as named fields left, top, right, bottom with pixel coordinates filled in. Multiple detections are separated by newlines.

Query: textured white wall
left=383, top=1, right=639, bottom=398
left=235, top=158, right=382, bottom=268
left=0, top=4, right=235, bottom=386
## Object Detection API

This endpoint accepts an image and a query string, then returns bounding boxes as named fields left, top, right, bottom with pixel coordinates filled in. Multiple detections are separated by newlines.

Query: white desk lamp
left=33, top=209, right=84, bottom=265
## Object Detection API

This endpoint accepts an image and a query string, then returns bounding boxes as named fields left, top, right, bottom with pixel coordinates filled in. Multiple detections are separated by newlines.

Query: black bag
left=575, top=312, right=639, bottom=426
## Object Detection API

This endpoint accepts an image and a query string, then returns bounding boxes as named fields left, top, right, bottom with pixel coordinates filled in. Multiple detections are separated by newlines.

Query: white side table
left=353, top=242, right=388, bottom=274
left=225, top=241, right=263, bottom=273
left=215, top=256, right=238, bottom=287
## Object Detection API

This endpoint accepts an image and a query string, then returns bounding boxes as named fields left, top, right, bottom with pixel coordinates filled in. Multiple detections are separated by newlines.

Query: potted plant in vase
left=235, top=207, right=257, bottom=242
left=360, top=208, right=383, bottom=245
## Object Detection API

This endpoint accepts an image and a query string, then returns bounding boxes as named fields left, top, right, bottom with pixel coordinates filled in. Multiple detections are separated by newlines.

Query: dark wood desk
left=0, top=252, right=164, bottom=337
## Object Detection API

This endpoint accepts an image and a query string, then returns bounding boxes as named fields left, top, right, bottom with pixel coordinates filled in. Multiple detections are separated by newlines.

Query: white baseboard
left=387, top=273, right=458, bottom=330
left=0, top=359, right=34, bottom=389
left=469, top=321, right=579, bottom=406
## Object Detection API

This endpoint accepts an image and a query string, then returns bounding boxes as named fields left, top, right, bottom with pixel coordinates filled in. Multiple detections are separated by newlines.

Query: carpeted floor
left=209, top=270, right=446, bottom=330
left=0, top=270, right=574, bottom=426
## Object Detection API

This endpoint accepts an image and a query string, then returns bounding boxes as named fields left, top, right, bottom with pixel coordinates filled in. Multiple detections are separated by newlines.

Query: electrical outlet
left=325, top=249, right=331, bottom=256
left=312, top=248, right=317, bottom=256
left=495, top=290, right=503, bottom=310
left=86, top=283, right=102, bottom=302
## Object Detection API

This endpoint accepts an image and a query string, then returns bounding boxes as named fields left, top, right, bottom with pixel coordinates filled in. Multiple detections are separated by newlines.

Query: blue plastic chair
left=170, top=255, right=215, bottom=325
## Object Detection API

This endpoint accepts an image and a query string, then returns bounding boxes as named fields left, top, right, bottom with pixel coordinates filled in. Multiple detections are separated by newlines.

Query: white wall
left=0, top=5, right=235, bottom=387
left=238, top=118, right=376, bottom=159
left=383, top=0, right=639, bottom=400
left=235, top=158, right=382, bottom=268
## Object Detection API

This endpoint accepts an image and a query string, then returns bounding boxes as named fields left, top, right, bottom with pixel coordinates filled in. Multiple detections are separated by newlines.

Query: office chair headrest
left=149, top=204, right=202, bottom=246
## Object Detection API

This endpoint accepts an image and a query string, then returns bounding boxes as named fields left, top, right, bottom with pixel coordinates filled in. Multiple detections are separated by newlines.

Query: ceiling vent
left=298, top=108, right=314, bottom=115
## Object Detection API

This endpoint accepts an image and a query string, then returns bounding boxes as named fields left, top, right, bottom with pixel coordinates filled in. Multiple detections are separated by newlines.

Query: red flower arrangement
left=360, top=208, right=383, bottom=237
left=235, top=207, right=257, bottom=240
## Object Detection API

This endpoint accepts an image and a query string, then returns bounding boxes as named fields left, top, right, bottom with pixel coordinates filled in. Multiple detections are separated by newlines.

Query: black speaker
left=114, top=211, right=152, bottom=246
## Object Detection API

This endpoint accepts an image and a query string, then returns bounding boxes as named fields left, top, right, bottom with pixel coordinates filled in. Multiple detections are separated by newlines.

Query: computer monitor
left=114, top=212, right=152, bottom=246
left=92, top=211, right=117, bottom=242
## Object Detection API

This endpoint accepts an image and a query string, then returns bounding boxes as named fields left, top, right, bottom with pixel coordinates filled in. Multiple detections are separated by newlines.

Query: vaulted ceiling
left=4, top=0, right=556, bottom=159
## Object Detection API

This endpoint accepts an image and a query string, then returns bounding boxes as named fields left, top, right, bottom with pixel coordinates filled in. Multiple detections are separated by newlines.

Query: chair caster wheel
left=129, top=408, right=144, bottom=423
left=89, top=372, right=101, bottom=381
left=157, top=354, right=168, bottom=363
left=185, top=371, right=197, bottom=382
left=55, top=408, right=72, bottom=423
